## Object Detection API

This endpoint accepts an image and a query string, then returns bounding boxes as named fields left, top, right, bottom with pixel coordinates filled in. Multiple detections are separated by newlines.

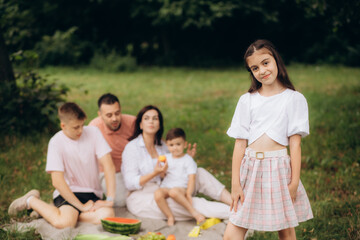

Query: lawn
left=1, top=65, right=359, bottom=239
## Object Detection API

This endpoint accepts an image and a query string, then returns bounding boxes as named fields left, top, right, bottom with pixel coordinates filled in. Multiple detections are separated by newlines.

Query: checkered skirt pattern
left=229, top=150, right=313, bottom=231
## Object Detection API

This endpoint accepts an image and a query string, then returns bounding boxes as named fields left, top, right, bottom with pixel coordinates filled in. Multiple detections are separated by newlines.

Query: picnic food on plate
left=74, top=234, right=131, bottom=240
left=166, top=234, right=176, bottom=240
left=137, top=232, right=166, bottom=240
left=158, top=155, right=167, bottom=162
left=101, top=217, right=141, bottom=235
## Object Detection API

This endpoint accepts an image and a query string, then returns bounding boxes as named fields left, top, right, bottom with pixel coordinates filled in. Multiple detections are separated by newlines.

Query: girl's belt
left=245, top=148, right=288, bottom=159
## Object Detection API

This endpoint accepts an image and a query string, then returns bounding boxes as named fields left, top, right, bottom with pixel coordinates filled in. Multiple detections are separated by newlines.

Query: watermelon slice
left=101, top=217, right=141, bottom=235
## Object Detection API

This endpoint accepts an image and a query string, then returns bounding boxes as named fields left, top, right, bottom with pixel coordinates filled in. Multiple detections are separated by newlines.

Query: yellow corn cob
left=200, top=218, right=221, bottom=230
left=188, top=226, right=200, bottom=237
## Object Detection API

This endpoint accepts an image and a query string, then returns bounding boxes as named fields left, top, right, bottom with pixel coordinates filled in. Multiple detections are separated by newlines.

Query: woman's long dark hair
left=128, top=105, right=164, bottom=146
left=244, top=39, right=295, bottom=93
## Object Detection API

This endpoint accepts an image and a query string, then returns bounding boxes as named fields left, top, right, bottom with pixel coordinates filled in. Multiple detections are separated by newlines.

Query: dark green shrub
left=10, top=50, right=40, bottom=69
left=302, top=35, right=360, bottom=66
left=90, top=48, right=137, bottom=72
left=0, top=71, right=69, bottom=135
left=34, top=27, right=93, bottom=66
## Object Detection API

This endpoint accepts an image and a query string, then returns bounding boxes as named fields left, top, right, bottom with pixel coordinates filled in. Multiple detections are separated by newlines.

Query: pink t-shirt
left=45, top=126, right=111, bottom=199
left=89, top=114, right=135, bottom=172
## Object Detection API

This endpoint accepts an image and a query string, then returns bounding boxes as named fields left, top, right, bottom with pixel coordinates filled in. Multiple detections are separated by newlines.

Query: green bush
left=90, top=49, right=137, bottom=72
left=34, top=27, right=93, bottom=66
left=303, top=35, right=360, bottom=66
left=0, top=71, right=69, bottom=135
left=10, top=50, right=40, bottom=69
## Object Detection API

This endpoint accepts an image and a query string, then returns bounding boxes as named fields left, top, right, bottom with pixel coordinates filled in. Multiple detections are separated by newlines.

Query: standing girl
left=223, top=40, right=313, bottom=240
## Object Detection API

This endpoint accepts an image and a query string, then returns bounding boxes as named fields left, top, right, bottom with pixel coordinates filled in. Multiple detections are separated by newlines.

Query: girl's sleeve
left=121, top=142, right=142, bottom=191
left=227, top=93, right=250, bottom=139
left=287, top=92, right=310, bottom=138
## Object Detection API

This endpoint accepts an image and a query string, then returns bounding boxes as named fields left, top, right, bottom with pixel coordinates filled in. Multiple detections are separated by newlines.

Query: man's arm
left=186, top=143, right=197, bottom=158
left=51, top=171, right=94, bottom=212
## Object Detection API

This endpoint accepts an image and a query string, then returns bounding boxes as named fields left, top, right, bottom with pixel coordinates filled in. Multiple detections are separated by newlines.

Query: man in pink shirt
left=8, top=102, right=116, bottom=228
left=89, top=93, right=135, bottom=207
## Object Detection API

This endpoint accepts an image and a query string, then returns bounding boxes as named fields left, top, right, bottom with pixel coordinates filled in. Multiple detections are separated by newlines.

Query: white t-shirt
left=227, top=89, right=309, bottom=146
left=160, top=153, right=197, bottom=189
left=46, top=126, right=112, bottom=199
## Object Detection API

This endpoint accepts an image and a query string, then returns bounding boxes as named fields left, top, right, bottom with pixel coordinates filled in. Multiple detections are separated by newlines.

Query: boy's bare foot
left=167, top=216, right=175, bottom=226
left=8, top=189, right=40, bottom=216
left=193, top=211, right=206, bottom=224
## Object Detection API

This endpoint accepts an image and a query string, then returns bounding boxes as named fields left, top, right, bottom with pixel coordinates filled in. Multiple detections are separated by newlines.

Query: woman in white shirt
left=122, top=105, right=232, bottom=220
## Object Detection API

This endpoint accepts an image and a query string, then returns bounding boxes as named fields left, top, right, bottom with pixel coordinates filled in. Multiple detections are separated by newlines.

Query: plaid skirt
left=229, top=148, right=313, bottom=231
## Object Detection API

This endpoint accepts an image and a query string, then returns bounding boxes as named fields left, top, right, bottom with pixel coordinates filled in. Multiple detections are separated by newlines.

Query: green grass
left=1, top=65, right=359, bottom=239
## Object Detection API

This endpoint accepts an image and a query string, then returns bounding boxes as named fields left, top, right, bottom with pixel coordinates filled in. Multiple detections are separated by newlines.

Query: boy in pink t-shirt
left=8, top=103, right=116, bottom=228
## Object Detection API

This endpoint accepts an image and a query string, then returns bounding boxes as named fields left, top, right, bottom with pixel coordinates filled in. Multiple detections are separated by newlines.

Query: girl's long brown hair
left=244, top=39, right=295, bottom=93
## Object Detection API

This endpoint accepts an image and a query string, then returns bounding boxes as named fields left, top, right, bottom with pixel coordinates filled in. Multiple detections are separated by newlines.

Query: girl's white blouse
left=227, top=89, right=309, bottom=146
left=122, top=134, right=169, bottom=191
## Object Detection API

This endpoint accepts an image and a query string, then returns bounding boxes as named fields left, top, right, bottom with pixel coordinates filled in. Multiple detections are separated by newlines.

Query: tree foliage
left=131, top=0, right=238, bottom=29
left=0, top=70, right=69, bottom=135
left=0, top=1, right=69, bottom=135
left=0, top=0, right=359, bottom=66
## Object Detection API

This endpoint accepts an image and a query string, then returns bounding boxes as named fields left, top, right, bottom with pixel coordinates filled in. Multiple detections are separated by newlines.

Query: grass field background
left=0, top=65, right=359, bottom=239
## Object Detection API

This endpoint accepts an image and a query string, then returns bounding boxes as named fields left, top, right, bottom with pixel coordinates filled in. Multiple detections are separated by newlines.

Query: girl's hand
left=230, top=185, right=244, bottom=212
left=186, top=143, right=197, bottom=158
left=288, top=182, right=298, bottom=203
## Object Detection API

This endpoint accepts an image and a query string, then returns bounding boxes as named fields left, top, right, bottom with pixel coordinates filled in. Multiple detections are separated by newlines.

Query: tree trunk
left=0, top=29, right=15, bottom=83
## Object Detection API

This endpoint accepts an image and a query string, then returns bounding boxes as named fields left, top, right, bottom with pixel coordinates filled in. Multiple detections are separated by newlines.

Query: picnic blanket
left=5, top=207, right=252, bottom=240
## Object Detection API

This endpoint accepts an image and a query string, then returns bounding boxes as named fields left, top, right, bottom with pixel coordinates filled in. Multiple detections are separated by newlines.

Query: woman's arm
left=139, top=159, right=168, bottom=186
left=288, top=134, right=302, bottom=202
left=231, top=139, right=247, bottom=212
left=122, top=142, right=168, bottom=190
left=51, top=171, right=94, bottom=212
left=122, top=143, right=143, bottom=190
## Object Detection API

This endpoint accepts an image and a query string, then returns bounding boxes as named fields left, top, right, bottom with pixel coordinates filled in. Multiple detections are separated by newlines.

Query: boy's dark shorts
left=53, top=192, right=100, bottom=213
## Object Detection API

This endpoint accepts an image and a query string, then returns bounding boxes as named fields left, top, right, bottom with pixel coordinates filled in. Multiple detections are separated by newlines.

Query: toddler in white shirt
left=154, top=128, right=205, bottom=226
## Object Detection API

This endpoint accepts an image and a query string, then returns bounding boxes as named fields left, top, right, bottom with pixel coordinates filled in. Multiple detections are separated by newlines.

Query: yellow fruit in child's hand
left=158, top=155, right=166, bottom=162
